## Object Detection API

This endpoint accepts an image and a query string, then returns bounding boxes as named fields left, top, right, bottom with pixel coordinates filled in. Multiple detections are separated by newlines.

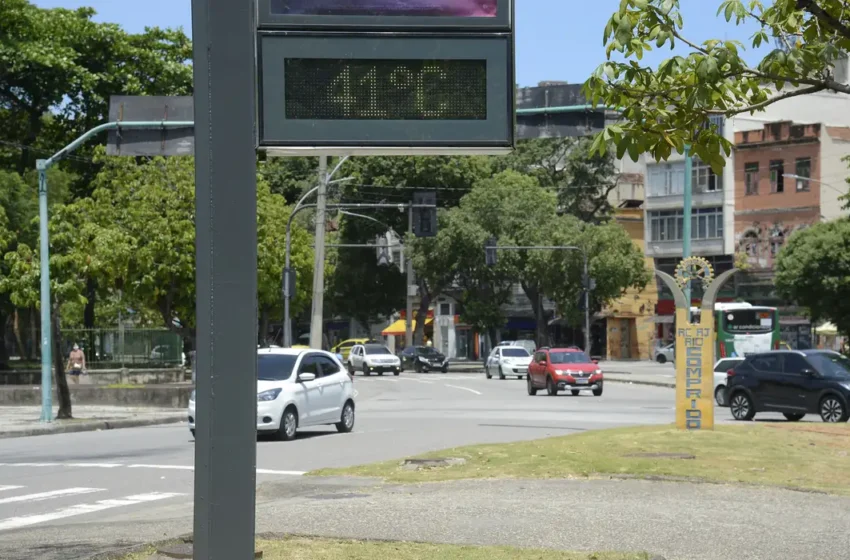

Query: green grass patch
left=120, top=537, right=651, bottom=560
left=310, top=423, right=850, bottom=494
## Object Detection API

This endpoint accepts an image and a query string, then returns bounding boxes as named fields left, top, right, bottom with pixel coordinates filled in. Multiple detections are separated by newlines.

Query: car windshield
left=417, top=346, right=440, bottom=355
left=364, top=345, right=392, bottom=355
left=502, top=348, right=529, bottom=358
left=257, top=354, right=297, bottom=381
left=715, top=359, right=743, bottom=372
left=549, top=351, right=591, bottom=364
left=806, top=352, right=850, bottom=378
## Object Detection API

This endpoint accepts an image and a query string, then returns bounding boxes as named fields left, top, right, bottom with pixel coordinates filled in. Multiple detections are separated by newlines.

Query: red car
left=527, top=347, right=603, bottom=397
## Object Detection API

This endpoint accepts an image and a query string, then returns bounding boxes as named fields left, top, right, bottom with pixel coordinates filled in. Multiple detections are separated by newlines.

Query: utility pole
left=405, top=204, right=415, bottom=348
left=683, top=144, right=693, bottom=317
left=310, top=156, right=328, bottom=349
left=583, top=252, right=591, bottom=355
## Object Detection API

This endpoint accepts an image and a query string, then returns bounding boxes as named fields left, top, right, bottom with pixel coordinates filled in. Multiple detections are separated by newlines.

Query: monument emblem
left=655, top=258, right=737, bottom=430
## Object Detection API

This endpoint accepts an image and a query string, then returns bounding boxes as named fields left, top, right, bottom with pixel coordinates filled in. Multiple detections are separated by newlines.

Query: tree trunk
left=12, top=309, right=26, bottom=360
left=84, top=277, right=97, bottom=361
left=51, top=304, right=73, bottom=420
left=521, top=282, right=550, bottom=348
left=260, top=308, right=270, bottom=346
left=0, top=310, right=8, bottom=370
left=412, top=282, right=431, bottom=346
left=30, top=307, right=38, bottom=361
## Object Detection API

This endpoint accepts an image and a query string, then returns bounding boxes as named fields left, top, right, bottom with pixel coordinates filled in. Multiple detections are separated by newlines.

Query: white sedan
left=188, top=347, right=355, bottom=441
left=485, top=346, right=533, bottom=379
left=713, top=357, right=745, bottom=407
left=347, top=343, right=402, bottom=376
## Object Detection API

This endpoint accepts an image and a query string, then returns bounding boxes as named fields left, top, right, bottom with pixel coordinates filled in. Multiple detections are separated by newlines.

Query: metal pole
left=191, top=0, right=257, bottom=558
left=310, top=156, right=328, bottom=349
left=36, top=163, right=52, bottom=423
left=283, top=185, right=321, bottom=348
left=405, top=205, right=414, bottom=348
left=683, top=144, right=693, bottom=315
left=583, top=251, right=591, bottom=355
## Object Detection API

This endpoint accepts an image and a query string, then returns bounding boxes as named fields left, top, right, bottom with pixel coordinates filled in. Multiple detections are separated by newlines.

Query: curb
left=607, top=378, right=675, bottom=389
left=0, top=415, right=186, bottom=439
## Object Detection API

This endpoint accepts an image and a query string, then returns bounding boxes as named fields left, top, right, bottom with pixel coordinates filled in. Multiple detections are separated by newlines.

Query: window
left=533, top=352, right=546, bottom=362
left=549, top=351, right=592, bottom=364
left=723, top=309, right=774, bottom=334
left=257, top=354, right=297, bottom=381
left=297, top=355, right=320, bottom=376
left=440, top=303, right=451, bottom=316
left=795, top=157, right=811, bottom=191
left=692, top=160, right=721, bottom=192
left=364, top=344, right=392, bottom=355
left=769, top=160, right=784, bottom=193
left=806, top=352, right=850, bottom=378
left=647, top=162, right=686, bottom=196
left=770, top=233, right=785, bottom=257
left=750, top=354, right=780, bottom=372
left=782, top=354, right=811, bottom=375
left=316, top=355, right=341, bottom=376
left=501, top=348, right=530, bottom=357
left=714, top=358, right=744, bottom=372
left=648, top=207, right=723, bottom=242
left=744, top=163, right=759, bottom=195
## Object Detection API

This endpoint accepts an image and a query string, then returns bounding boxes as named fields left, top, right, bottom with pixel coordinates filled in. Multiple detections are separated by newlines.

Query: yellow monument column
left=656, top=257, right=738, bottom=431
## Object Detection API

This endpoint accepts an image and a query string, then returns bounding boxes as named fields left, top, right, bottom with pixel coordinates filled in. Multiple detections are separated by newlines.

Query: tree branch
left=797, top=0, right=850, bottom=41
left=729, top=83, right=827, bottom=114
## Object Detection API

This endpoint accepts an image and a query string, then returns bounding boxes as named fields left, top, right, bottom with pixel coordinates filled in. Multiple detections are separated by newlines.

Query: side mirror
left=592, top=359, right=599, bottom=364
left=298, top=372, right=316, bottom=383
left=538, top=360, right=546, bottom=366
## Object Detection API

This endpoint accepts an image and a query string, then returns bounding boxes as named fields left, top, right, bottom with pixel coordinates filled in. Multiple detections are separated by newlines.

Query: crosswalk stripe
left=0, top=486, right=24, bottom=493
left=0, top=488, right=103, bottom=505
left=0, top=492, right=186, bottom=532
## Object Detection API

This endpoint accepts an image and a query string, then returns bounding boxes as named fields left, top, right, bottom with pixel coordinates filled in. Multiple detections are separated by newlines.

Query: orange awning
left=381, top=317, right=433, bottom=336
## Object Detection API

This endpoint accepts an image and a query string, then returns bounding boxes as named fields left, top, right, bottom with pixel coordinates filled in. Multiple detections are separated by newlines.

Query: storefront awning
left=817, top=322, right=839, bottom=336
left=381, top=317, right=433, bottom=336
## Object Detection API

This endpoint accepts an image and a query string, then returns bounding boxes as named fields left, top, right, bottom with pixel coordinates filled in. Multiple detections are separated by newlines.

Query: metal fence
left=60, top=328, right=185, bottom=369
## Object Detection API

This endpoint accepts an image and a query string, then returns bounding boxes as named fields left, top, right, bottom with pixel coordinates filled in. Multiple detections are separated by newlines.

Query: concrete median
left=0, top=384, right=193, bottom=408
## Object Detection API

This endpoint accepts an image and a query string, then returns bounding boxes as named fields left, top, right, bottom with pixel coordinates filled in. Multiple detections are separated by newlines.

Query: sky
left=33, top=0, right=768, bottom=87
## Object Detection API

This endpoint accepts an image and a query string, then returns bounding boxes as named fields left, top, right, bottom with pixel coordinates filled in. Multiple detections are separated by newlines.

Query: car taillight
left=773, top=340, right=780, bottom=350
left=727, top=369, right=736, bottom=378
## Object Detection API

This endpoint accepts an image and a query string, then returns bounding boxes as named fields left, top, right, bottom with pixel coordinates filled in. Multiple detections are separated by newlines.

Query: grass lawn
left=310, top=423, right=850, bottom=494
left=122, top=537, right=651, bottom=560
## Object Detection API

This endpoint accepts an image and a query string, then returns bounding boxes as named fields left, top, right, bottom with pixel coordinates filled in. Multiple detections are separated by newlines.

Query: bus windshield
left=722, top=308, right=774, bottom=334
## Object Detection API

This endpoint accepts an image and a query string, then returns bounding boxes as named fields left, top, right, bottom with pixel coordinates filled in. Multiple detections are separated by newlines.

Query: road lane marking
left=64, top=463, right=123, bottom=468
left=0, top=463, right=304, bottom=476
left=128, top=464, right=194, bottom=471
left=444, top=384, right=482, bottom=395
left=0, top=486, right=24, bottom=492
left=256, top=469, right=307, bottom=475
left=0, top=488, right=103, bottom=505
left=0, top=492, right=185, bottom=532
left=0, top=462, right=60, bottom=467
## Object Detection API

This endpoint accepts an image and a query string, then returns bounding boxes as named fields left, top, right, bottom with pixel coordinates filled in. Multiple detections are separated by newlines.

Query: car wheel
left=277, top=407, right=298, bottom=441
left=336, top=401, right=355, bottom=433
left=415, top=362, right=423, bottom=373
left=571, top=389, right=580, bottom=396
left=593, top=384, right=603, bottom=397
left=498, top=366, right=506, bottom=380
left=378, top=371, right=384, bottom=376
left=546, top=376, right=558, bottom=396
left=820, top=395, right=849, bottom=423
left=485, top=367, right=492, bottom=379
left=441, top=365, right=449, bottom=373
left=656, top=355, right=667, bottom=364
left=715, top=385, right=727, bottom=407
left=527, top=376, right=537, bottom=396
left=190, top=429, right=195, bottom=438
left=393, top=369, right=400, bottom=376
left=362, top=364, right=370, bottom=376
left=783, top=412, right=805, bottom=422
left=730, top=392, right=755, bottom=421
left=347, top=362, right=354, bottom=375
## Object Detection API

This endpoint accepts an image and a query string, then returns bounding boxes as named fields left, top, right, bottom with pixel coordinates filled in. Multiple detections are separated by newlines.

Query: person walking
left=66, top=343, right=86, bottom=384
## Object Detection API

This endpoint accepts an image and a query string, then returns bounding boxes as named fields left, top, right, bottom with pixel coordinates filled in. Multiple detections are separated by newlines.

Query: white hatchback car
left=188, top=348, right=355, bottom=441
left=713, top=356, right=745, bottom=407
left=485, top=346, right=533, bottom=379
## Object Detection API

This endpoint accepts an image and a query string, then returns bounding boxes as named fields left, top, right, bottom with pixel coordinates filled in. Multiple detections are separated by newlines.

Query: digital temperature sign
left=257, top=33, right=513, bottom=153
left=283, top=58, right=487, bottom=121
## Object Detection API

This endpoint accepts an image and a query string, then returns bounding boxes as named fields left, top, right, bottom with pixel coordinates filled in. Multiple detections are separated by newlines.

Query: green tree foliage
left=775, top=219, right=850, bottom=335
left=494, top=137, right=619, bottom=222
left=583, top=0, right=850, bottom=170
left=259, top=156, right=319, bottom=205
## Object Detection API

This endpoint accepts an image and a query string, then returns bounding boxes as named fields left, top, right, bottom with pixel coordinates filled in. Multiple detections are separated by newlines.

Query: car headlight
left=840, top=382, right=850, bottom=391
left=190, top=390, right=196, bottom=402
left=257, top=388, right=282, bottom=402
left=594, top=369, right=602, bottom=375
left=418, top=356, right=428, bottom=363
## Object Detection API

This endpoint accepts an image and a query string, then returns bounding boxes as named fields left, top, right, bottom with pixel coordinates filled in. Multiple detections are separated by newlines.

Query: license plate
left=576, top=379, right=589, bottom=384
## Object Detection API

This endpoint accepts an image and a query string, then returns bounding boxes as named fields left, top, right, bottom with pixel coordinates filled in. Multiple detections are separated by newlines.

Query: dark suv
left=726, top=350, right=850, bottom=423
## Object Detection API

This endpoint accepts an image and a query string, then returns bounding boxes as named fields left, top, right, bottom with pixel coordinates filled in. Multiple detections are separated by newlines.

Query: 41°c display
left=284, top=58, right=488, bottom=120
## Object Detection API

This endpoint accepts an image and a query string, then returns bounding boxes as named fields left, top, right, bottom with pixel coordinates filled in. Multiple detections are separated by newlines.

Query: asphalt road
left=0, top=372, right=824, bottom=560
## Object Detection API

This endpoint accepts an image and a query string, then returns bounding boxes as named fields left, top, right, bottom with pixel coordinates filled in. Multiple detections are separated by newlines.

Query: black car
left=399, top=346, right=449, bottom=373
left=726, top=350, right=850, bottom=423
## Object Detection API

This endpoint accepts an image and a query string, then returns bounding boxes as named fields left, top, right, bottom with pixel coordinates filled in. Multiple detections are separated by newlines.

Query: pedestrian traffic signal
left=413, top=191, right=437, bottom=238
left=282, top=267, right=296, bottom=299
left=485, top=237, right=498, bottom=266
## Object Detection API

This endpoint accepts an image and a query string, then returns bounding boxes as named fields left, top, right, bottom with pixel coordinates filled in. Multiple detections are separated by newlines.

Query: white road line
left=0, top=486, right=24, bottom=493
left=0, top=462, right=60, bottom=467
left=0, top=492, right=185, bottom=532
left=256, top=469, right=306, bottom=475
left=128, top=464, right=194, bottom=471
left=0, top=488, right=103, bottom=505
left=63, top=463, right=123, bottom=468
left=444, top=384, right=482, bottom=395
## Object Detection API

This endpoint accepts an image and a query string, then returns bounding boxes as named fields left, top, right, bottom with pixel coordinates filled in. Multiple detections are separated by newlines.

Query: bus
left=690, top=302, right=781, bottom=359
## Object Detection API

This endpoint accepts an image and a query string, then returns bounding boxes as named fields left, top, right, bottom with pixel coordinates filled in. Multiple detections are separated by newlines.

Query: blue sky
left=33, top=0, right=767, bottom=87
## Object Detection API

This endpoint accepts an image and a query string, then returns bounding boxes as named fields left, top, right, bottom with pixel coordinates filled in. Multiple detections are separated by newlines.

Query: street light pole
left=310, top=157, right=329, bottom=349
left=406, top=205, right=415, bottom=348
left=683, top=144, right=693, bottom=317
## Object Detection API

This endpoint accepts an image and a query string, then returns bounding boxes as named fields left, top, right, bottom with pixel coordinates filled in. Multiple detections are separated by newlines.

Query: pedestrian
left=66, top=343, right=86, bottom=384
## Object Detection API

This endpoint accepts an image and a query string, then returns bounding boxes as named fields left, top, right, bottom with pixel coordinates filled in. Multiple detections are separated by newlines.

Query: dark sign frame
left=256, top=0, right=512, bottom=30
left=256, top=32, right=515, bottom=151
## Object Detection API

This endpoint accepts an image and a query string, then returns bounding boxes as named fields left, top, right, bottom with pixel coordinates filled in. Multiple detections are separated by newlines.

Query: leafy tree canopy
left=583, top=0, right=850, bottom=171
left=775, top=218, right=850, bottom=335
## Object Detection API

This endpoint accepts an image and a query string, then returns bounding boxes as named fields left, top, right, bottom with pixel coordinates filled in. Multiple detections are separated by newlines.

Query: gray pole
left=36, top=164, right=53, bottom=423
left=310, top=156, right=329, bottom=349
left=283, top=224, right=292, bottom=348
left=405, top=205, right=414, bottom=348
left=191, top=0, right=257, bottom=559
left=683, top=144, right=693, bottom=318
left=583, top=251, right=591, bottom=355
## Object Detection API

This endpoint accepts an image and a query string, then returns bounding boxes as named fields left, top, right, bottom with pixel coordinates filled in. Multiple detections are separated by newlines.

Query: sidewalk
left=245, top=476, right=849, bottom=560
left=0, top=405, right=185, bottom=438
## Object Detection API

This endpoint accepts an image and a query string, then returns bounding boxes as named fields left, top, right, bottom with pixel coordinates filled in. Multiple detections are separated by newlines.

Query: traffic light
left=485, top=237, right=498, bottom=266
left=282, top=267, right=297, bottom=299
left=412, top=191, right=437, bottom=238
